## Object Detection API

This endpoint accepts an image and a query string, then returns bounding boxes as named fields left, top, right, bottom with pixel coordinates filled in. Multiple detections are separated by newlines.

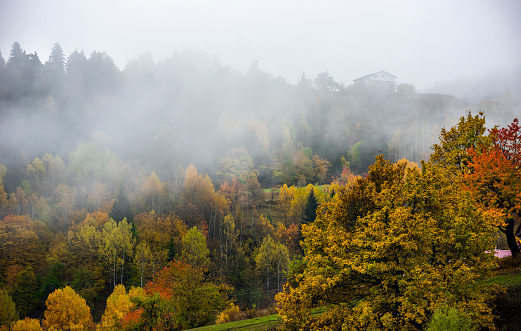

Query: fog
left=0, top=0, right=520, bottom=191
left=1, top=0, right=520, bottom=92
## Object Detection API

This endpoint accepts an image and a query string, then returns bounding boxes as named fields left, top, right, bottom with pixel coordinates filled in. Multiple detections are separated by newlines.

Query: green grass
left=482, top=272, right=521, bottom=287
left=189, top=314, right=281, bottom=330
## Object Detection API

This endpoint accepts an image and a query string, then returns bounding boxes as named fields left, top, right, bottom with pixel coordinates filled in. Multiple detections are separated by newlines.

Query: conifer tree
left=302, top=189, right=318, bottom=224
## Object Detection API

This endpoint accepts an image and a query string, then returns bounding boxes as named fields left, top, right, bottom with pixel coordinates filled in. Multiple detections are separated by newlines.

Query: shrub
left=216, top=303, right=245, bottom=324
left=12, top=317, right=42, bottom=331
left=426, top=306, right=472, bottom=331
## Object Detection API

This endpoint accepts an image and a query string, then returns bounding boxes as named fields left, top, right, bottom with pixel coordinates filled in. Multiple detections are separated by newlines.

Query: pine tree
left=303, top=189, right=318, bottom=224
left=110, top=184, right=132, bottom=223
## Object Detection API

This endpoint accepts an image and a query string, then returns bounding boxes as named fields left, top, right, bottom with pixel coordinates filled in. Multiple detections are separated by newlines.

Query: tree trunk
left=505, top=220, right=520, bottom=258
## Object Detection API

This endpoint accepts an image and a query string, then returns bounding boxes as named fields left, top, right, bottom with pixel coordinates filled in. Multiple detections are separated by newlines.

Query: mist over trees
left=0, top=41, right=520, bottom=328
left=1, top=41, right=518, bottom=192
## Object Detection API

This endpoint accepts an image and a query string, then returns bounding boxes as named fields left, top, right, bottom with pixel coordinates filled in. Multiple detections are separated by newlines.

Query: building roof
left=353, top=71, right=397, bottom=82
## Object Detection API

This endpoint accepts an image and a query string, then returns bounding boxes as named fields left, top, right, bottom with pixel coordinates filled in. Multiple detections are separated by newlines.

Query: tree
left=111, top=183, right=133, bottom=222
left=142, top=172, right=165, bottom=214
left=44, top=286, right=92, bottom=330
left=277, top=156, right=498, bottom=330
left=134, top=242, right=153, bottom=287
left=46, top=43, right=65, bottom=73
left=217, top=147, right=254, bottom=182
left=133, top=212, right=187, bottom=274
left=101, top=284, right=144, bottom=329
left=430, top=111, right=490, bottom=177
left=100, top=218, right=133, bottom=287
left=44, top=43, right=65, bottom=91
left=256, top=236, right=290, bottom=294
left=302, top=188, right=318, bottom=225
left=181, top=227, right=210, bottom=269
left=314, top=71, right=339, bottom=91
left=128, top=260, right=230, bottom=330
left=463, top=118, right=521, bottom=257
left=0, top=288, right=18, bottom=328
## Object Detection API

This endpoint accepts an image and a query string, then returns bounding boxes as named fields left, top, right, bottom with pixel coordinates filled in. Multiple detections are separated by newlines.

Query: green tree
left=430, top=111, right=490, bottom=177
left=277, top=156, right=498, bottom=330
left=302, top=188, right=318, bottom=225
left=181, top=227, right=210, bottom=269
left=128, top=260, right=230, bottom=330
left=100, top=218, right=133, bottom=287
left=256, top=236, right=290, bottom=293
left=12, top=266, right=39, bottom=318
left=0, top=288, right=18, bottom=328
left=111, top=184, right=133, bottom=222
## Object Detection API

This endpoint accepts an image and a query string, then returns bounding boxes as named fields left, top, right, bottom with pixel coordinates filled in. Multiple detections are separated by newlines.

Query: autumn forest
left=0, top=42, right=520, bottom=330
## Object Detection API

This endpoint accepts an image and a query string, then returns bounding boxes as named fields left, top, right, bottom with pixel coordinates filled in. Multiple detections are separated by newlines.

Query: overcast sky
left=1, top=0, right=520, bottom=91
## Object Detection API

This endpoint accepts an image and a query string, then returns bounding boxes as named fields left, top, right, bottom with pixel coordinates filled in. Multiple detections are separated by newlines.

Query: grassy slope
left=190, top=314, right=280, bottom=331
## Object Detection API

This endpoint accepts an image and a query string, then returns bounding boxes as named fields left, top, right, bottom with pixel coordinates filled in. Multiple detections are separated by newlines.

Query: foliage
left=463, top=117, right=521, bottom=257
left=100, top=218, right=133, bottom=287
left=255, top=236, right=290, bottom=294
left=101, top=284, right=144, bottom=330
left=0, top=288, right=18, bottom=328
left=425, top=306, right=472, bottom=331
left=276, top=156, right=498, bottom=330
left=126, top=259, right=231, bottom=330
left=430, top=111, right=490, bottom=177
left=44, top=286, right=92, bottom=330
left=216, top=302, right=245, bottom=324
left=182, top=226, right=211, bottom=268
left=11, top=317, right=42, bottom=331
left=302, top=188, right=318, bottom=224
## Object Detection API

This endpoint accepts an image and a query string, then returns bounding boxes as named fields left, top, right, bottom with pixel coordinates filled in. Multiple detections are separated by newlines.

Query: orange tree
left=276, top=156, right=498, bottom=330
left=463, top=118, right=521, bottom=257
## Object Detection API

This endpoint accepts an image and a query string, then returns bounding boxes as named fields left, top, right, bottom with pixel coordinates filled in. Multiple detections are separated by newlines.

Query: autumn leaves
left=276, top=113, right=520, bottom=330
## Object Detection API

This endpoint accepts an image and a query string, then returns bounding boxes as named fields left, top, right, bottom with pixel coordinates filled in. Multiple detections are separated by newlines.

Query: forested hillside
left=0, top=42, right=519, bottom=329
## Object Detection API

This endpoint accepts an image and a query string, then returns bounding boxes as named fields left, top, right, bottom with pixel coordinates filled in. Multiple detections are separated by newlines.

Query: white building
left=353, top=71, right=396, bottom=87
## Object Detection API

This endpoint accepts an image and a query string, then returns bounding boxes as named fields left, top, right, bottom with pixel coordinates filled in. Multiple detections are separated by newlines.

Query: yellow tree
left=100, top=284, right=144, bottom=329
left=180, top=165, right=221, bottom=228
left=277, top=156, right=498, bottom=330
left=142, top=172, right=165, bottom=214
left=44, top=286, right=92, bottom=330
left=134, top=241, right=153, bottom=287
left=133, top=211, right=187, bottom=274
left=289, top=186, right=308, bottom=224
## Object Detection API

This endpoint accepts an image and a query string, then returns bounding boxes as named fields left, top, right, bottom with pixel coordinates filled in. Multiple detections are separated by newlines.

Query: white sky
left=1, top=0, right=520, bottom=91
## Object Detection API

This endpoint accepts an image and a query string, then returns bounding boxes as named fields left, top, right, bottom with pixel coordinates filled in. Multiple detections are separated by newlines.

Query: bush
left=426, top=306, right=472, bottom=331
left=216, top=303, right=245, bottom=324
left=12, top=317, right=42, bottom=331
